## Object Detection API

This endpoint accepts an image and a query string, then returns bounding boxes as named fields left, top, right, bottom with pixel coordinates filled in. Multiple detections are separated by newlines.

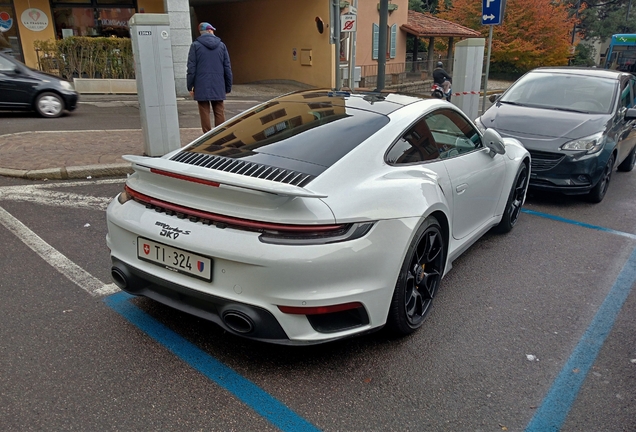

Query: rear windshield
left=183, top=96, right=389, bottom=172
left=501, top=72, right=617, bottom=114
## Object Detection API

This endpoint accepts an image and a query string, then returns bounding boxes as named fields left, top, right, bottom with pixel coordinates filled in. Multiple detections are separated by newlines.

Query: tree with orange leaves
left=438, top=0, right=577, bottom=72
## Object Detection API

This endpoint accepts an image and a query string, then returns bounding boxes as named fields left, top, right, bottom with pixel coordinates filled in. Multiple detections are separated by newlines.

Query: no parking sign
left=340, top=14, right=356, bottom=32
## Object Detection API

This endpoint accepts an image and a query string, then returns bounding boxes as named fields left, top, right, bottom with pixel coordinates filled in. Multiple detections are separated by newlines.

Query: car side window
left=386, top=118, right=440, bottom=164
left=424, top=109, right=482, bottom=159
left=0, top=56, right=15, bottom=72
left=620, top=80, right=632, bottom=109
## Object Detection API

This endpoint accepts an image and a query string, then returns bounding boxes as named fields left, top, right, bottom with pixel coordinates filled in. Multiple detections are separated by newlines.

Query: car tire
left=494, top=162, right=529, bottom=234
left=617, top=145, right=636, bottom=172
left=387, top=216, right=446, bottom=335
left=587, top=154, right=614, bottom=203
left=35, top=92, right=64, bottom=118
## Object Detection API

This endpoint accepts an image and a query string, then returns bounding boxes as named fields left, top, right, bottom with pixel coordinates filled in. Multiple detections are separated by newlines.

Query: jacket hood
left=480, top=103, right=610, bottom=150
left=196, top=33, right=222, bottom=50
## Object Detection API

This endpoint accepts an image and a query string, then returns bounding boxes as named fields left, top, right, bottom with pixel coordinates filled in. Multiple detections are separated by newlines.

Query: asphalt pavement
left=0, top=80, right=511, bottom=181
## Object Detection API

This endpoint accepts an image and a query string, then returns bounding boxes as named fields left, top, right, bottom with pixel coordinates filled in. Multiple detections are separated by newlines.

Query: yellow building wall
left=355, top=0, right=407, bottom=67
left=194, top=0, right=333, bottom=88
left=13, top=0, right=56, bottom=68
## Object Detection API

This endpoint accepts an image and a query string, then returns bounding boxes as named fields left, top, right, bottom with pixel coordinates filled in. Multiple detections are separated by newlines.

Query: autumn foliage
left=438, top=0, right=577, bottom=72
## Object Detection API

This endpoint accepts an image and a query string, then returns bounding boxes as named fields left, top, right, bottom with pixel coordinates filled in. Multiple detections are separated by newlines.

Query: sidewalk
left=0, top=81, right=313, bottom=180
left=0, top=80, right=512, bottom=181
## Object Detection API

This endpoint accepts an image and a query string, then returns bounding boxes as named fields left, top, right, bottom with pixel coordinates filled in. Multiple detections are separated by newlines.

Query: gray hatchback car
left=0, top=52, right=78, bottom=118
left=476, top=67, right=636, bottom=203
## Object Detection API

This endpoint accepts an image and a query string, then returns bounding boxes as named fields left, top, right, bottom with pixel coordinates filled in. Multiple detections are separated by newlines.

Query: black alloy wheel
left=494, top=162, right=528, bottom=234
left=587, top=154, right=614, bottom=203
left=387, top=216, right=446, bottom=335
left=618, top=145, right=636, bottom=172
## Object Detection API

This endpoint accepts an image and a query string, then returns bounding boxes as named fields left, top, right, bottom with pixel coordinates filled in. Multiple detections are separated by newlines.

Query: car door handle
left=456, top=183, right=467, bottom=194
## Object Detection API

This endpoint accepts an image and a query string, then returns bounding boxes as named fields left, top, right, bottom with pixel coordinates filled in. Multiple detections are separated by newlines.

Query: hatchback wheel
left=387, top=216, right=446, bottom=335
left=35, top=92, right=64, bottom=118
left=587, top=154, right=614, bottom=203
left=618, top=145, right=636, bottom=172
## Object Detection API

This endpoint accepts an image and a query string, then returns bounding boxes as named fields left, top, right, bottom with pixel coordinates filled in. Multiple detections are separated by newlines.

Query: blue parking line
left=525, top=246, right=636, bottom=431
left=104, top=292, right=320, bottom=432
left=521, top=209, right=636, bottom=240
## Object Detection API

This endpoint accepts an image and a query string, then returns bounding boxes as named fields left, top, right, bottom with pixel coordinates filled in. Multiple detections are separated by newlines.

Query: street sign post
left=481, top=0, right=504, bottom=25
left=481, top=0, right=506, bottom=114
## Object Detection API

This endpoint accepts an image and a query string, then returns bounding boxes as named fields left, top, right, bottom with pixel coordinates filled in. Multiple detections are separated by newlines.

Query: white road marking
left=0, top=179, right=123, bottom=297
left=0, top=178, right=123, bottom=210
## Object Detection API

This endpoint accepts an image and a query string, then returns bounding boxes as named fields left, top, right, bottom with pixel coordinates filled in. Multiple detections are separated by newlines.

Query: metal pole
left=333, top=0, right=341, bottom=90
left=481, top=25, right=493, bottom=116
left=348, top=0, right=358, bottom=89
left=568, top=0, right=580, bottom=66
left=376, top=0, right=388, bottom=91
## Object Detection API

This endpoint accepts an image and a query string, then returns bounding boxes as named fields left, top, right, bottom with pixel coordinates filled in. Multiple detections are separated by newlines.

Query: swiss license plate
left=137, top=237, right=212, bottom=281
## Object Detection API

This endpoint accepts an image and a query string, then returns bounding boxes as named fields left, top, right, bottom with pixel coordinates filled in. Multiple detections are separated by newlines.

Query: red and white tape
left=452, top=91, right=481, bottom=96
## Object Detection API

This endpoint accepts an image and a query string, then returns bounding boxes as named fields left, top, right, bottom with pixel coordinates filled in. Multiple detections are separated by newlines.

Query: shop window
left=51, top=0, right=136, bottom=39
left=0, top=3, right=23, bottom=61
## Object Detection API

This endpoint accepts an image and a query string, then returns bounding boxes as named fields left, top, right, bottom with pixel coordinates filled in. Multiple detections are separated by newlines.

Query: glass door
left=0, top=2, right=23, bottom=62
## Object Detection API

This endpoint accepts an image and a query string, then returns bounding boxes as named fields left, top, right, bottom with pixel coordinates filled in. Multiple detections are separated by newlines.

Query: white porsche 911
left=106, top=90, right=530, bottom=345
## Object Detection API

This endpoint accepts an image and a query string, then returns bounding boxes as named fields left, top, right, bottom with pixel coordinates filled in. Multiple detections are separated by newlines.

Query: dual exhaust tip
left=111, top=264, right=256, bottom=335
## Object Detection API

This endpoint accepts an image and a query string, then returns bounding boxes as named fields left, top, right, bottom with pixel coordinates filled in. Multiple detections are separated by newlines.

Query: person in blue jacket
left=187, top=22, right=233, bottom=133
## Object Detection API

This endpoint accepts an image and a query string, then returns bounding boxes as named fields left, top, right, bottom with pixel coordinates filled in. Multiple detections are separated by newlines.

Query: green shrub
left=34, top=37, right=134, bottom=80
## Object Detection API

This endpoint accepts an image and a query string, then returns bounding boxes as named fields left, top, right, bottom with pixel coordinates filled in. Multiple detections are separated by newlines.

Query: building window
left=372, top=23, right=397, bottom=60
left=50, top=0, right=136, bottom=39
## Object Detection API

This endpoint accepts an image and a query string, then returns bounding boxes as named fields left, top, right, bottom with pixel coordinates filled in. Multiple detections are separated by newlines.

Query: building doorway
left=0, top=1, right=23, bottom=62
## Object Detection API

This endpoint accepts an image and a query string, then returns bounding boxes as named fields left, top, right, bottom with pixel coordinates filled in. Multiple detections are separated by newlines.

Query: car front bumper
left=106, top=197, right=419, bottom=344
left=61, top=90, right=79, bottom=111
left=527, top=148, right=610, bottom=195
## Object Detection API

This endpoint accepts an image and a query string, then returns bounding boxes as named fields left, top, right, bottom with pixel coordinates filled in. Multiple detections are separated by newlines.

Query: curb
left=0, top=163, right=132, bottom=180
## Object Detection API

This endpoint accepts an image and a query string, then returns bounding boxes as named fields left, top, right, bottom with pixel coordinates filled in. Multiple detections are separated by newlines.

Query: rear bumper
left=111, top=256, right=293, bottom=343
left=106, top=197, right=418, bottom=344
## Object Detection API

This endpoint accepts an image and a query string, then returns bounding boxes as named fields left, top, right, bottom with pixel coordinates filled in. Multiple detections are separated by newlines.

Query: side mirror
left=488, top=94, right=501, bottom=103
left=625, top=107, right=636, bottom=121
left=482, top=128, right=506, bottom=157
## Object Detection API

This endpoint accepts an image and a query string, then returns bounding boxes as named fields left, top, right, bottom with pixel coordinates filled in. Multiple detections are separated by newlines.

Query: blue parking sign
left=482, top=0, right=504, bottom=25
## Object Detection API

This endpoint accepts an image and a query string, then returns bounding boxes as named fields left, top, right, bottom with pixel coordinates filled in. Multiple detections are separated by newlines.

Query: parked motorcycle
left=431, top=83, right=452, bottom=102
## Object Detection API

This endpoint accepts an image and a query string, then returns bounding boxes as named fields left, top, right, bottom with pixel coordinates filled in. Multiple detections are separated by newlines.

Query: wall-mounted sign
left=21, top=8, right=49, bottom=32
left=341, top=14, right=356, bottom=33
left=0, top=11, right=13, bottom=32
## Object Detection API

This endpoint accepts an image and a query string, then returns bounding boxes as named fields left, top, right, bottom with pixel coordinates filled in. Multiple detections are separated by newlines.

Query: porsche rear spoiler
left=123, top=155, right=327, bottom=199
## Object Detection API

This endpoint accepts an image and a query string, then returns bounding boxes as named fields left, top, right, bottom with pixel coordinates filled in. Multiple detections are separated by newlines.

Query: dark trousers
left=197, top=100, right=225, bottom=133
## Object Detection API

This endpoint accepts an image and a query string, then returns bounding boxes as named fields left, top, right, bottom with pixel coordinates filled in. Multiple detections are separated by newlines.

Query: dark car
left=0, top=52, right=79, bottom=118
left=476, top=67, right=636, bottom=203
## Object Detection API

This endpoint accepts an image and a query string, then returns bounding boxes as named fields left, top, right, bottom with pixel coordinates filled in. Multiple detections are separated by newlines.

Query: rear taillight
left=122, top=185, right=373, bottom=245
left=259, top=221, right=373, bottom=245
left=278, top=302, right=364, bottom=315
